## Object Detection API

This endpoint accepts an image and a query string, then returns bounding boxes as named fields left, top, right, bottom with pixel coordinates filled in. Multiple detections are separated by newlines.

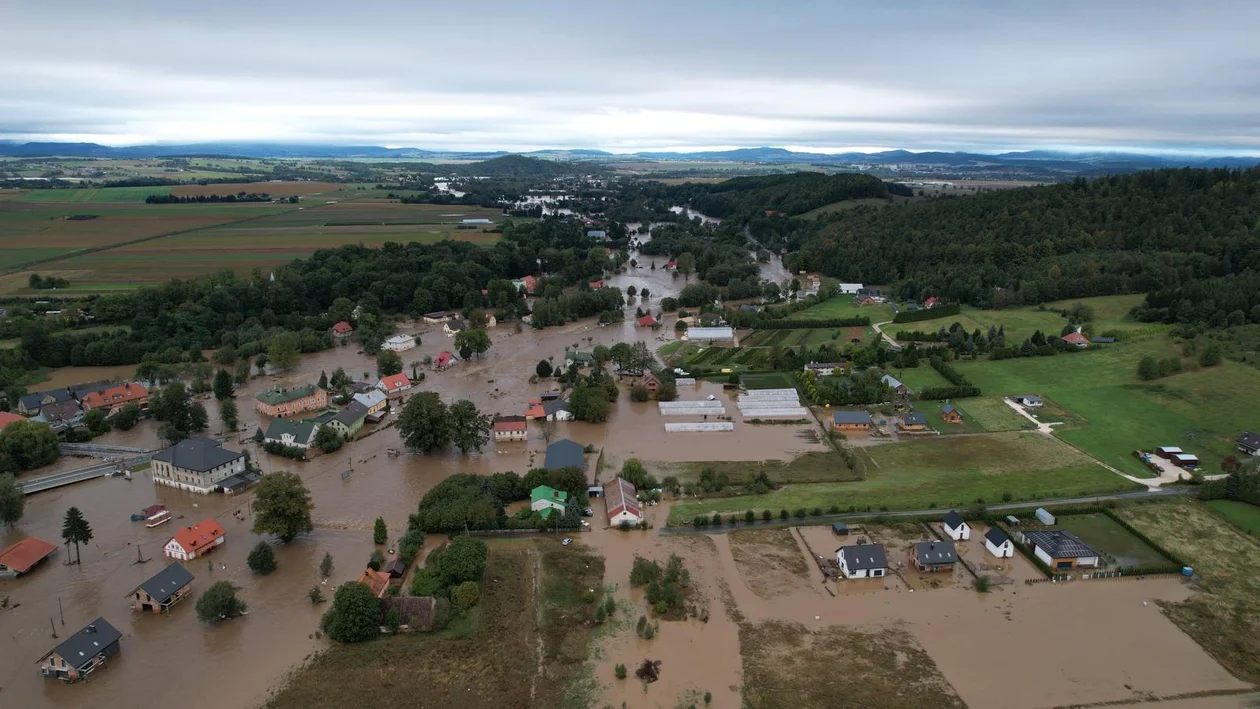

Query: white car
left=561, top=537, right=573, bottom=546
left=581, top=520, right=591, bottom=528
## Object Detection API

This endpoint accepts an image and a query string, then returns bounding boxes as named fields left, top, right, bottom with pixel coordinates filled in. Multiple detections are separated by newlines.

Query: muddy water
left=38, top=364, right=139, bottom=391
left=3, top=313, right=826, bottom=708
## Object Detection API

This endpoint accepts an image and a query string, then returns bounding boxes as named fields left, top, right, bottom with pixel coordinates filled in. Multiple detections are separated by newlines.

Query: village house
left=1013, top=394, right=1043, bottom=407
left=79, top=382, right=148, bottom=415
left=855, top=295, right=877, bottom=306
left=531, top=484, right=569, bottom=519
left=984, top=527, right=1015, bottom=558
left=353, top=389, right=388, bottom=417
left=39, top=618, right=122, bottom=682
left=381, top=334, right=417, bottom=352
left=17, top=388, right=73, bottom=416
left=543, top=399, right=573, bottom=421
left=1023, top=530, right=1100, bottom=570
left=329, top=401, right=369, bottom=439
left=832, top=410, right=872, bottom=432
left=607, top=476, right=644, bottom=526
left=881, top=374, right=912, bottom=399
left=836, top=543, right=887, bottom=579
left=912, top=540, right=958, bottom=572
left=1238, top=431, right=1260, bottom=457
left=804, top=362, right=843, bottom=376
left=151, top=438, right=245, bottom=494
left=521, top=275, right=537, bottom=295
left=0, top=537, right=57, bottom=578
left=837, top=283, right=863, bottom=294
left=923, top=296, right=939, bottom=309
left=128, top=562, right=194, bottom=614
left=434, top=351, right=457, bottom=370
left=422, top=311, right=454, bottom=324
left=637, top=314, right=658, bottom=328
left=0, top=410, right=24, bottom=430
left=264, top=418, right=320, bottom=450
left=357, top=567, right=392, bottom=598
left=443, top=320, right=468, bottom=336
left=898, top=411, right=928, bottom=431
left=640, top=372, right=662, bottom=394
left=940, top=404, right=964, bottom=424
left=376, top=373, right=412, bottom=396
left=164, top=518, right=226, bottom=561
left=565, top=350, right=594, bottom=369
left=255, top=384, right=328, bottom=418
left=35, top=400, right=83, bottom=431
left=523, top=399, right=546, bottom=420
left=331, top=320, right=354, bottom=339
left=588, top=279, right=604, bottom=289
left=493, top=415, right=528, bottom=442
left=942, top=510, right=971, bottom=541
left=1061, top=331, right=1090, bottom=348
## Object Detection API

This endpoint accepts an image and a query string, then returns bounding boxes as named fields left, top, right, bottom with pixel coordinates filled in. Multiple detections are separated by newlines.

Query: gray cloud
left=0, top=0, right=1258, bottom=153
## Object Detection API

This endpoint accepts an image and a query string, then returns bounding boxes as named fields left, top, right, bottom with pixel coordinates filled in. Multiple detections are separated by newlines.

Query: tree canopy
left=251, top=471, right=314, bottom=542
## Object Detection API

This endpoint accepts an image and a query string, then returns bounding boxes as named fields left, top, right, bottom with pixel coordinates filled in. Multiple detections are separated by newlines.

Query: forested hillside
left=786, top=168, right=1260, bottom=309
left=674, top=173, right=891, bottom=219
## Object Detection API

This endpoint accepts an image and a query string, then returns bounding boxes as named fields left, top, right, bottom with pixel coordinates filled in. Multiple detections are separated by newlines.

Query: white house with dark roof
left=150, top=438, right=245, bottom=494
left=1238, top=431, right=1260, bottom=457
left=1024, top=530, right=1099, bottom=570
left=836, top=543, right=887, bottom=579
left=984, top=527, right=1014, bottom=558
left=941, top=510, right=971, bottom=541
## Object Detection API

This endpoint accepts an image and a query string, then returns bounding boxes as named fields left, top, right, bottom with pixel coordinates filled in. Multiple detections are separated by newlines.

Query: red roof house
left=80, top=383, right=149, bottom=413
left=357, top=568, right=391, bottom=598
left=589, top=280, right=604, bottom=289
left=0, top=411, right=25, bottom=429
left=0, top=537, right=57, bottom=576
left=331, top=321, right=354, bottom=337
left=665, top=260, right=677, bottom=270
left=637, top=315, right=657, bottom=327
left=376, top=373, right=412, bottom=395
left=435, top=351, right=456, bottom=370
left=164, top=518, right=225, bottom=561
left=923, top=296, right=939, bottom=309
left=607, top=477, right=643, bottom=526
left=524, top=398, right=546, bottom=420
left=522, top=275, right=537, bottom=294
left=1062, top=331, right=1090, bottom=348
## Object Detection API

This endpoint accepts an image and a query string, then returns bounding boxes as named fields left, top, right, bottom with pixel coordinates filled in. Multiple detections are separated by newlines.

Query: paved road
left=872, top=320, right=899, bottom=349
left=21, top=456, right=144, bottom=494
left=60, top=443, right=151, bottom=456
left=659, top=487, right=1194, bottom=533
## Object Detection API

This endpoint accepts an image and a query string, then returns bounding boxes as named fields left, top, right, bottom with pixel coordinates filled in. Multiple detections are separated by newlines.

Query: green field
left=888, top=364, right=952, bottom=392
left=741, top=372, right=795, bottom=390
left=891, top=294, right=1164, bottom=343
left=1205, top=500, right=1260, bottom=536
left=799, top=197, right=893, bottom=219
left=787, top=297, right=893, bottom=324
left=667, top=432, right=1140, bottom=524
left=956, top=338, right=1260, bottom=477
left=18, top=186, right=173, bottom=203
left=1055, top=513, right=1171, bottom=568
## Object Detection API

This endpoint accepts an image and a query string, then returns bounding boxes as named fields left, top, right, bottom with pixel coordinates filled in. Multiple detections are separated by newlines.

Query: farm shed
left=831, top=522, right=849, bottom=536
left=607, top=477, right=643, bottom=526
left=0, top=537, right=57, bottom=578
left=1013, top=395, right=1043, bottom=407
left=1155, top=446, right=1183, bottom=459
left=831, top=410, right=873, bottom=432
left=941, top=510, right=971, bottom=541
left=543, top=439, right=585, bottom=471
left=836, top=543, right=887, bottom=579
left=1173, top=453, right=1200, bottom=468
left=984, top=527, right=1014, bottom=558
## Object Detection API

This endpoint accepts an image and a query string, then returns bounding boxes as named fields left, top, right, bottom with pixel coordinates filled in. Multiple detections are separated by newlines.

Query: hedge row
left=893, top=303, right=960, bottom=323
left=755, top=316, right=869, bottom=330
left=919, top=385, right=981, bottom=400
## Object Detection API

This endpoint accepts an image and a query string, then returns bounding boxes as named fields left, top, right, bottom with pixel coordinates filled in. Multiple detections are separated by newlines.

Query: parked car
left=582, top=508, right=594, bottom=517
left=561, top=538, right=572, bottom=546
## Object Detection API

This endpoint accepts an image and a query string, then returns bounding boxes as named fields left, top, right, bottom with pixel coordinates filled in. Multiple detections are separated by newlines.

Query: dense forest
left=669, top=172, right=892, bottom=219
left=782, top=167, right=1260, bottom=308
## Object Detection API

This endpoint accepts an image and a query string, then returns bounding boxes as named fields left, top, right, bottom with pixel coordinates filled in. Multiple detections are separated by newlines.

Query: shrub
left=319, top=552, right=334, bottom=577
left=321, top=581, right=382, bottom=643
left=309, top=586, right=325, bottom=603
left=745, top=510, right=756, bottom=524
left=384, top=607, right=400, bottom=633
left=247, top=541, right=277, bottom=575
left=411, top=568, right=445, bottom=597
left=793, top=508, right=807, bottom=519
left=643, top=622, right=656, bottom=639
left=711, top=512, right=722, bottom=526
left=368, top=549, right=385, bottom=571
left=451, top=581, right=481, bottom=613
left=595, top=605, right=607, bottom=623
left=636, top=615, right=648, bottom=636
left=615, top=663, right=628, bottom=679
left=973, top=576, right=992, bottom=593
left=780, top=509, right=789, bottom=520
left=762, top=509, right=772, bottom=522
left=373, top=517, right=388, bottom=545
left=631, top=557, right=663, bottom=586
left=828, top=505, right=840, bottom=514
left=692, top=515, right=708, bottom=528
left=195, top=581, right=246, bottom=623
left=811, top=507, right=822, bottom=516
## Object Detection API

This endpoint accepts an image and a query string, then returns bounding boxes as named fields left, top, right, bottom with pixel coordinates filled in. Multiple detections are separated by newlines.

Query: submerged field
left=667, top=432, right=1140, bottom=524
left=0, top=195, right=505, bottom=293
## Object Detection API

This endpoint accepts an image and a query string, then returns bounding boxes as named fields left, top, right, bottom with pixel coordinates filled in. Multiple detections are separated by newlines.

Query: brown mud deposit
left=727, top=528, right=812, bottom=599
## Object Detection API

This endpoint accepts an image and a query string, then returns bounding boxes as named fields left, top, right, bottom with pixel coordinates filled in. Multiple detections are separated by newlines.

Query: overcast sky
left=1, top=1, right=1257, bottom=154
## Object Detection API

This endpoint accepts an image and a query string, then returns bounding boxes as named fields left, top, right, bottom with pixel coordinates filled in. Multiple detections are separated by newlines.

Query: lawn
left=890, top=294, right=1163, bottom=343
left=667, top=432, right=1141, bottom=524
left=913, top=400, right=987, bottom=434
left=1055, top=513, right=1172, bottom=568
left=741, top=372, right=795, bottom=390
left=888, top=364, right=952, bottom=392
left=787, top=297, right=893, bottom=324
left=1204, top=500, right=1260, bottom=537
left=666, top=451, right=864, bottom=486
left=266, top=540, right=604, bottom=708
left=956, top=339, right=1260, bottom=477
left=1118, top=499, right=1260, bottom=683
left=941, top=396, right=1030, bottom=432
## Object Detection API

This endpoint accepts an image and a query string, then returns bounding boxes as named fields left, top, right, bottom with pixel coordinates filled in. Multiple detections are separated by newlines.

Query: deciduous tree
left=252, top=471, right=314, bottom=543
left=196, top=581, right=246, bottom=623
left=0, top=473, right=24, bottom=527
left=448, top=399, right=492, bottom=455
left=321, top=581, right=381, bottom=643
left=397, top=392, right=450, bottom=454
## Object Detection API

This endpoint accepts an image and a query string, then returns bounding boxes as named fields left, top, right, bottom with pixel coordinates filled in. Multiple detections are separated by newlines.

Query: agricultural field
left=0, top=198, right=504, bottom=292
left=1204, top=500, right=1260, bottom=536
left=892, top=294, right=1163, bottom=344
left=1055, top=513, right=1172, bottom=568
left=787, top=296, right=893, bottom=324
left=956, top=338, right=1260, bottom=477
left=667, top=432, right=1141, bottom=524
left=266, top=541, right=604, bottom=708
left=170, top=181, right=342, bottom=198
left=17, top=185, right=174, bottom=202
left=1118, top=499, right=1260, bottom=684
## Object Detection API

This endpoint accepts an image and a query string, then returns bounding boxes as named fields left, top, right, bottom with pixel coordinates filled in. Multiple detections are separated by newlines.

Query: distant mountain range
left=1, top=141, right=1257, bottom=174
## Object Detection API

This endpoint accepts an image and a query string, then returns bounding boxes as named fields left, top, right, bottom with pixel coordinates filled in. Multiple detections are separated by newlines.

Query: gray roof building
left=832, top=410, right=872, bottom=425
left=942, top=510, right=966, bottom=530
left=130, top=562, right=194, bottom=604
left=44, top=617, right=122, bottom=670
left=901, top=411, right=928, bottom=426
left=544, top=439, right=585, bottom=471
left=1024, top=530, right=1098, bottom=559
left=913, top=540, right=958, bottom=565
left=984, top=527, right=1010, bottom=547
left=152, top=438, right=244, bottom=472
left=838, top=543, right=887, bottom=571
left=20, top=388, right=73, bottom=411
left=335, top=401, right=369, bottom=427
left=542, top=399, right=570, bottom=417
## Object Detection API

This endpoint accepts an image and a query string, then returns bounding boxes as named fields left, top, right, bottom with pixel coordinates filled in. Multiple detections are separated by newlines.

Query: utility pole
left=58, top=597, right=64, bottom=626
left=49, top=617, right=57, bottom=639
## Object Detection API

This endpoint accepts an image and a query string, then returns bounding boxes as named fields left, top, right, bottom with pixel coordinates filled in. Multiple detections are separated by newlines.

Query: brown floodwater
left=2, top=311, right=827, bottom=708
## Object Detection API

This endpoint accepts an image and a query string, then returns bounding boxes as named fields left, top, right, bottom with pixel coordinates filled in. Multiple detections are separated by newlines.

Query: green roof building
left=530, top=485, right=568, bottom=517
